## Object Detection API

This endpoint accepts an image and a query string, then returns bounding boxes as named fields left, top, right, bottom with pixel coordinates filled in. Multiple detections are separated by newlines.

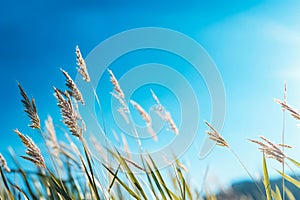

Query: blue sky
left=1, top=0, right=300, bottom=191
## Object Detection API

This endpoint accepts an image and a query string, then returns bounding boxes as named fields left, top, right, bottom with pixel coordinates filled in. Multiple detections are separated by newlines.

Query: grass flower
left=150, top=89, right=178, bottom=135
left=54, top=87, right=81, bottom=138
left=130, top=100, right=158, bottom=141
left=107, top=69, right=124, bottom=99
left=76, top=45, right=90, bottom=82
left=274, top=98, right=300, bottom=121
left=61, top=68, right=84, bottom=105
left=0, top=153, right=10, bottom=172
left=14, top=129, right=46, bottom=168
left=204, top=121, right=229, bottom=148
left=249, top=136, right=291, bottom=163
left=18, top=83, right=40, bottom=129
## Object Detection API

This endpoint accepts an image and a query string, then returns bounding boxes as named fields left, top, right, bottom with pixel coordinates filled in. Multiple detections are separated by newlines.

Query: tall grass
left=0, top=46, right=300, bottom=199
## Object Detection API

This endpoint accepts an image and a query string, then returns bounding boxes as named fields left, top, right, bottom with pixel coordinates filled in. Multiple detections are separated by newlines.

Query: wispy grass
left=1, top=46, right=300, bottom=200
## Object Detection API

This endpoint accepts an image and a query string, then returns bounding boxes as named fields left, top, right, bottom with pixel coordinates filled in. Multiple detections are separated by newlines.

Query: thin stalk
left=92, top=87, right=107, bottom=136
left=229, top=147, right=265, bottom=198
left=282, top=82, right=286, bottom=200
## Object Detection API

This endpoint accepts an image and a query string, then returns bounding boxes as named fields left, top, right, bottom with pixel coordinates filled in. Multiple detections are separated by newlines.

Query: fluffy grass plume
left=76, top=45, right=90, bottom=82
left=150, top=89, right=178, bottom=135
left=274, top=98, right=300, bottom=121
left=60, top=68, right=84, bottom=105
left=14, top=129, right=46, bottom=168
left=0, top=153, right=10, bottom=173
left=249, top=136, right=291, bottom=164
left=204, top=121, right=229, bottom=147
left=53, top=87, right=81, bottom=138
left=18, top=83, right=40, bottom=129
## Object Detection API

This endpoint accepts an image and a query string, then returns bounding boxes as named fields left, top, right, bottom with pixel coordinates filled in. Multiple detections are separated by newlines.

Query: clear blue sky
left=1, top=0, right=300, bottom=191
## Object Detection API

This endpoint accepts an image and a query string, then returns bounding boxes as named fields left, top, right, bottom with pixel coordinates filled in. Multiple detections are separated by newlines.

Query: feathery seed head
left=274, top=98, right=300, bottom=120
left=249, top=136, right=290, bottom=163
left=107, top=69, right=125, bottom=99
left=204, top=121, right=229, bottom=148
left=18, top=83, right=40, bottom=129
left=53, top=87, right=81, bottom=138
left=0, top=153, right=10, bottom=172
left=60, top=68, right=84, bottom=105
left=76, top=45, right=90, bottom=82
left=14, top=129, right=46, bottom=168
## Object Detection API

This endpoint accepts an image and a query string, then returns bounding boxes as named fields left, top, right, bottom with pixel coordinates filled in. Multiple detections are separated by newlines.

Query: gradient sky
left=1, top=0, right=300, bottom=192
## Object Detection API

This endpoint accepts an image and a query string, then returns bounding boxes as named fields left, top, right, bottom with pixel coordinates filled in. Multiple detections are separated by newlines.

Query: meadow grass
left=1, top=46, right=300, bottom=200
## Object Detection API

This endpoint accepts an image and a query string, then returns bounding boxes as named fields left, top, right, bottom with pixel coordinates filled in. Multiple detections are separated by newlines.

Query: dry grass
left=130, top=100, right=151, bottom=123
left=274, top=98, right=300, bottom=121
left=2, top=46, right=300, bottom=200
left=76, top=45, right=90, bottom=82
left=249, top=136, right=290, bottom=164
left=14, top=129, right=46, bottom=168
left=107, top=68, right=125, bottom=99
left=53, top=87, right=81, bottom=138
left=130, top=100, right=158, bottom=141
left=18, top=83, right=40, bottom=129
left=61, top=68, right=84, bottom=105
left=204, top=121, right=229, bottom=148
left=0, top=154, right=10, bottom=173
left=150, top=89, right=179, bottom=135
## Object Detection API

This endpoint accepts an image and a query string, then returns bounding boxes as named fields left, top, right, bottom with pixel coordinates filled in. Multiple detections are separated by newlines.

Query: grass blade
left=102, top=163, right=140, bottom=199
left=144, top=159, right=167, bottom=200
left=284, top=186, right=295, bottom=200
left=108, top=164, right=121, bottom=194
left=287, top=157, right=300, bottom=169
left=48, top=170, right=72, bottom=200
left=277, top=170, right=300, bottom=189
left=271, top=185, right=282, bottom=200
left=108, top=148, right=148, bottom=199
left=263, top=154, right=272, bottom=200
left=147, top=153, right=180, bottom=200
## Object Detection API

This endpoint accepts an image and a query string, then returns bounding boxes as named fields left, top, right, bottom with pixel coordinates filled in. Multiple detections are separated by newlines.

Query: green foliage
left=263, top=154, right=272, bottom=200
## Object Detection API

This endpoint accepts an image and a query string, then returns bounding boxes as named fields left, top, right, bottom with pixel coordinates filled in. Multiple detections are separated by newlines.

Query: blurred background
left=1, top=0, right=300, bottom=195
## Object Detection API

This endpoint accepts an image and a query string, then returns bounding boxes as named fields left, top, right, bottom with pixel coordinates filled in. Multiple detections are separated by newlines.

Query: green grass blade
left=263, top=154, right=272, bottom=200
left=147, top=153, right=180, bottom=200
left=18, top=169, right=39, bottom=200
left=284, top=186, right=295, bottom=200
left=108, top=149, right=148, bottom=199
left=174, top=160, right=193, bottom=200
left=271, top=185, right=282, bottom=200
left=277, top=170, right=300, bottom=188
left=108, top=164, right=121, bottom=194
left=144, top=160, right=167, bottom=200
left=287, top=157, right=300, bottom=169
left=82, top=145, right=101, bottom=200
left=147, top=153, right=172, bottom=199
left=173, top=163, right=184, bottom=199
left=102, top=163, right=141, bottom=199
left=140, top=155, right=158, bottom=199
left=66, top=160, right=83, bottom=200
left=79, top=154, right=99, bottom=200
left=48, top=170, right=72, bottom=200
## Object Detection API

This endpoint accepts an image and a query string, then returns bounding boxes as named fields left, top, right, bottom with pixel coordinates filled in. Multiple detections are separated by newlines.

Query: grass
left=0, top=45, right=300, bottom=199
